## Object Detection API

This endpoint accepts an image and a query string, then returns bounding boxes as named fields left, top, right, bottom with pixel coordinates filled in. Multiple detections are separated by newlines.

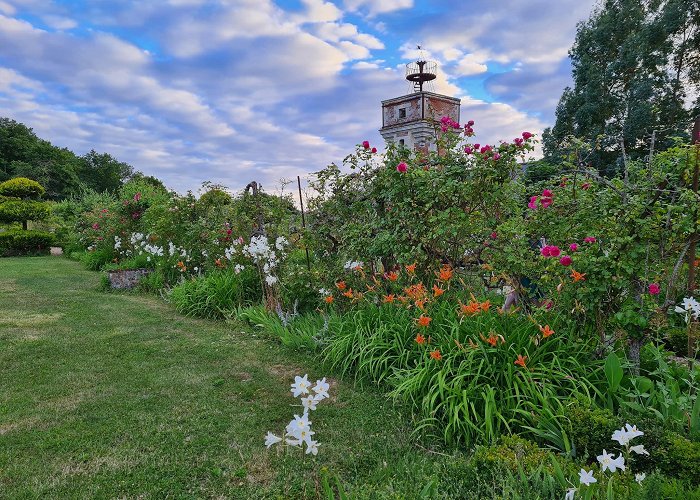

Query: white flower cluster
left=675, top=296, right=700, bottom=323
left=243, top=235, right=287, bottom=286
left=114, top=235, right=121, bottom=250
left=264, top=374, right=330, bottom=456
left=567, top=423, right=647, bottom=498
left=343, top=260, right=363, bottom=271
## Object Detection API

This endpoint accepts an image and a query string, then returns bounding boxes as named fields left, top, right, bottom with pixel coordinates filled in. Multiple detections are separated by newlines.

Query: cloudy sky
left=0, top=0, right=598, bottom=193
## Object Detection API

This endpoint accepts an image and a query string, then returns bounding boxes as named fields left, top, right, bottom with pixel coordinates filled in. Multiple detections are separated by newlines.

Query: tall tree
left=545, top=0, right=700, bottom=173
left=78, top=150, right=134, bottom=194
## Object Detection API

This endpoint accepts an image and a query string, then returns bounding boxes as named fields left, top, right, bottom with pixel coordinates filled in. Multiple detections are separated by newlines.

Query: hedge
left=0, top=200, right=50, bottom=224
left=0, top=230, right=54, bottom=256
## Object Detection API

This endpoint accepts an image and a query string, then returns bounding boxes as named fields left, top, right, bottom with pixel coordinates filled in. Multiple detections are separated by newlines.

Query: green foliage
left=658, top=432, right=700, bottom=485
left=197, top=188, right=232, bottom=211
left=237, top=305, right=326, bottom=349
left=0, top=229, right=53, bottom=256
left=169, top=268, right=262, bottom=320
left=667, top=328, right=690, bottom=357
left=567, top=398, right=623, bottom=459
left=79, top=247, right=114, bottom=271
left=0, top=200, right=50, bottom=225
left=546, top=0, right=700, bottom=166
left=0, top=177, right=45, bottom=198
left=78, top=150, right=134, bottom=194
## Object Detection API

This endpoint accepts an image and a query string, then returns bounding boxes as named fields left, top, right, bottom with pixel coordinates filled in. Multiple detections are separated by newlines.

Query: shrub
left=667, top=328, right=690, bottom=357
left=657, top=432, right=700, bottom=485
left=0, top=177, right=45, bottom=198
left=567, top=398, right=622, bottom=459
left=0, top=200, right=50, bottom=225
left=0, top=229, right=53, bottom=256
left=79, top=247, right=114, bottom=271
left=169, top=268, right=262, bottom=319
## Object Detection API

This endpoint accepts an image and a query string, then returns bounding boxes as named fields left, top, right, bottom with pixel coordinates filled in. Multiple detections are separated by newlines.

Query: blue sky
left=0, top=0, right=597, bottom=193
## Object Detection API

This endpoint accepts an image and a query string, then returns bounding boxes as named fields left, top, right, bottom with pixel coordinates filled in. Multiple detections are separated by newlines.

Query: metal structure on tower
left=405, top=47, right=437, bottom=93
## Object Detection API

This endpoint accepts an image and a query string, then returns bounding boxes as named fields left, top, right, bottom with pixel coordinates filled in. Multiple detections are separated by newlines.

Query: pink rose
left=541, top=246, right=552, bottom=257
left=549, top=246, right=561, bottom=257
left=493, top=153, right=501, bottom=160
left=542, top=189, right=553, bottom=197
left=464, top=146, right=473, bottom=154
left=528, top=196, right=538, bottom=210
left=569, top=243, right=578, bottom=252
left=584, top=237, right=596, bottom=244
left=648, top=283, right=660, bottom=295
left=522, top=131, right=533, bottom=140
left=490, top=231, right=498, bottom=239
left=396, top=162, right=407, bottom=173
left=362, top=141, right=370, bottom=149
left=560, top=255, right=572, bottom=266
left=371, top=147, right=377, bottom=153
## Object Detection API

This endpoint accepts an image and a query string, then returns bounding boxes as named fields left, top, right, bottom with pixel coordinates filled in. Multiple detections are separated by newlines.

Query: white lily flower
left=265, top=275, right=278, bottom=286
left=635, top=472, right=646, bottom=483
left=286, top=413, right=310, bottom=434
left=305, top=439, right=319, bottom=456
left=291, top=375, right=311, bottom=397
left=630, top=444, right=649, bottom=455
left=624, top=423, right=644, bottom=440
left=565, top=488, right=577, bottom=500
left=312, top=378, right=330, bottom=399
left=301, top=394, right=318, bottom=412
left=579, top=468, right=597, bottom=486
left=264, top=432, right=282, bottom=448
left=285, top=436, right=302, bottom=447
left=612, top=428, right=631, bottom=446
left=288, top=426, right=315, bottom=446
left=598, top=450, right=625, bottom=473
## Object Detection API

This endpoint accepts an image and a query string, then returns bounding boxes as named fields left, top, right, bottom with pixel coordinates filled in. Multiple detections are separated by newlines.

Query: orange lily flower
left=336, top=281, right=347, bottom=291
left=514, top=354, right=528, bottom=368
left=432, top=285, right=445, bottom=298
left=342, top=289, right=354, bottom=298
left=214, top=258, right=224, bottom=268
left=406, top=263, right=417, bottom=274
left=481, top=332, right=498, bottom=347
left=383, top=294, right=396, bottom=304
left=571, top=270, right=586, bottom=282
left=458, top=300, right=481, bottom=316
left=324, top=295, right=334, bottom=304
left=386, top=271, right=399, bottom=282
left=416, top=315, right=432, bottom=328
left=539, top=324, right=555, bottom=338
left=430, top=349, right=442, bottom=360
left=480, top=300, right=491, bottom=312
left=415, top=334, right=426, bottom=345
left=437, top=265, right=453, bottom=282
left=414, top=298, right=428, bottom=311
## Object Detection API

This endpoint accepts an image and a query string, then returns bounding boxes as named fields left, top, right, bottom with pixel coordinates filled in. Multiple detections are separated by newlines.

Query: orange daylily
left=342, top=289, right=354, bottom=298
left=214, top=258, right=224, bottom=268
left=437, top=265, right=453, bottom=282
left=571, top=270, right=586, bottom=282
left=386, top=271, right=399, bottom=282
left=415, top=334, right=426, bottom=345
left=414, top=298, right=428, bottom=311
left=458, top=300, right=481, bottom=316
left=430, top=349, right=442, bottom=360
left=416, top=315, right=432, bottom=328
left=406, top=262, right=417, bottom=274
left=514, top=354, right=528, bottom=368
left=325, top=295, right=334, bottom=304
left=480, top=300, right=491, bottom=312
left=539, top=324, right=555, bottom=338
left=336, top=281, right=347, bottom=291
left=176, top=260, right=187, bottom=272
left=432, top=285, right=445, bottom=298
left=405, top=283, right=427, bottom=301
left=383, top=294, right=396, bottom=304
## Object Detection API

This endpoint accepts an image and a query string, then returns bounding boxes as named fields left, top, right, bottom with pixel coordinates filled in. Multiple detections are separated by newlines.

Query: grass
left=0, top=257, right=459, bottom=499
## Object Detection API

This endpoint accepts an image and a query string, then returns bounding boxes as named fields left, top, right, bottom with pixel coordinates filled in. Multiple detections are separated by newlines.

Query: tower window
left=399, top=139, right=405, bottom=146
left=398, top=108, right=406, bottom=118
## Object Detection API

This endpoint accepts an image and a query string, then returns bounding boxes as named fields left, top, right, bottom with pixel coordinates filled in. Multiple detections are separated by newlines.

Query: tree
left=0, top=177, right=50, bottom=230
left=78, top=150, right=134, bottom=194
left=546, top=0, right=700, bottom=172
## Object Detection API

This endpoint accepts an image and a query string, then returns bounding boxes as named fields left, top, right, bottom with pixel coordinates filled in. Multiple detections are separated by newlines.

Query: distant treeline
left=0, top=117, right=163, bottom=200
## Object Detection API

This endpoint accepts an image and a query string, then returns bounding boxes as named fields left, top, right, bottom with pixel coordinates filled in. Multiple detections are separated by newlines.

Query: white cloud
left=343, top=0, right=413, bottom=16
left=453, top=54, right=488, bottom=77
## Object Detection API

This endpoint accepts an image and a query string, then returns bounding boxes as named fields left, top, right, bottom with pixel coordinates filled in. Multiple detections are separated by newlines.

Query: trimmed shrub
left=0, top=229, right=53, bottom=256
left=0, top=200, right=51, bottom=225
left=0, top=177, right=45, bottom=198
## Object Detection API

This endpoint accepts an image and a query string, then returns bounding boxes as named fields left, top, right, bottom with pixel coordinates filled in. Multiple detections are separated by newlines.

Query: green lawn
left=0, top=257, right=452, bottom=499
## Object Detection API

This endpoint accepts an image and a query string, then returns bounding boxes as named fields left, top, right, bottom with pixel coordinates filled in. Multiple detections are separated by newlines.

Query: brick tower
left=379, top=59, right=461, bottom=153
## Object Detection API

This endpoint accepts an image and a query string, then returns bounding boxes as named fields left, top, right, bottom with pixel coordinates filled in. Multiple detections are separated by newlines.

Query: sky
left=0, top=0, right=599, bottom=194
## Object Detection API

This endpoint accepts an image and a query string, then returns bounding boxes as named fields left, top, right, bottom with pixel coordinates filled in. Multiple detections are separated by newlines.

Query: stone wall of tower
left=379, top=91, right=461, bottom=153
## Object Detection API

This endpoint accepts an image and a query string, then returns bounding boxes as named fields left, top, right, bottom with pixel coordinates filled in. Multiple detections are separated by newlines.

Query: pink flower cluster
left=396, top=162, right=408, bottom=173
left=541, top=245, right=561, bottom=257
left=464, top=120, right=475, bottom=137
left=528, top=189, right=553, bottom=209
left=362, top=140, right=377, bottom=153
left=440, top=116, right=461, bottom=132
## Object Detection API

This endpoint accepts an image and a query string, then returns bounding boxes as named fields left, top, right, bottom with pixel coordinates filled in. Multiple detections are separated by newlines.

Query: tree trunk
left=628, top=337, right=643, bottom=376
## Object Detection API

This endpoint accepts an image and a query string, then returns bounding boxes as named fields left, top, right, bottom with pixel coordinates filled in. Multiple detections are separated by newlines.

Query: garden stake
left=297, top=175, right=311, bottom=272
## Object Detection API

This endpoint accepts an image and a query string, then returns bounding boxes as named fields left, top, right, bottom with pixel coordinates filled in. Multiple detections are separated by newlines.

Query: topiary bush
left=0, top=177, right=45, bottom=198
left=567, top=397, right=622, bottom=459
left=0, top=229, right=53, bottom=256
